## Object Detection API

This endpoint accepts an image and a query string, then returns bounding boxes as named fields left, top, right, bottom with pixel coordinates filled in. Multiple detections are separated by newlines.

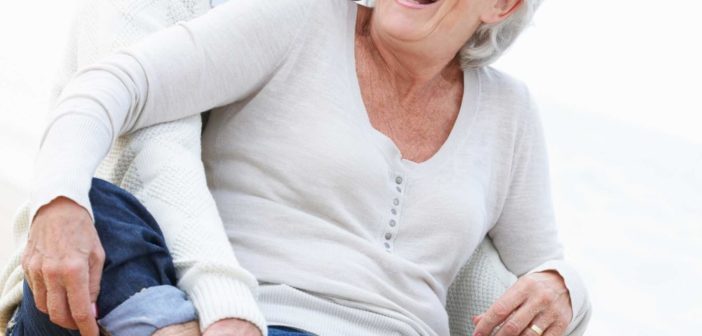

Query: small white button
left=391, top=208, right=397, bottom=215
left=385, top=233, right=392, bottom=240
left=389, top=219, right=396, bottom=227
left=396, top=186, right=402, bottom=193
left=395, top=176, right=403, bottom=185
left=393, top=198, right=400, bottom=206
left=384, top=242, right=391, bottom=249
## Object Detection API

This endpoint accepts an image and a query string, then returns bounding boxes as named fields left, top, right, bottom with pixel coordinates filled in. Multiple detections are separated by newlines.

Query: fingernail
left=472, top=333, right=482, bottom=336
left=91, top=303, right=98, bottom=317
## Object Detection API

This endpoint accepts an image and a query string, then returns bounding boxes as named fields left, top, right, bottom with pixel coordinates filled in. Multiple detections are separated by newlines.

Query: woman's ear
left=480, top=0, right=523, bottom=24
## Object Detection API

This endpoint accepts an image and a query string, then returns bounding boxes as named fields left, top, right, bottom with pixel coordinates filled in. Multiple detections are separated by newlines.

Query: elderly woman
left=5, top=0, right=590, bottom=335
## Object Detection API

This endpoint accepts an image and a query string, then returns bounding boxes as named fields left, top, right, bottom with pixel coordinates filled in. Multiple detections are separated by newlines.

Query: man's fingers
left=21, top=243, right=38, bottom=304
left=23, top=196, right=103, bottom=333
left=26, top=255, right=49, bottom=313
left=30, top=272, right=48, bottom=314
left=65, top=260, right=99, bottom=336
left=474, top=281, right=529, bottom=336
left=88, top=246, right=105, bottom=305
left=44, top=266, right=77, bottom=330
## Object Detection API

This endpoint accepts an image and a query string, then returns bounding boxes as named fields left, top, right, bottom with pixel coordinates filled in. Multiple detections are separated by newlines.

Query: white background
left=1, top=0, right=701, bottom=335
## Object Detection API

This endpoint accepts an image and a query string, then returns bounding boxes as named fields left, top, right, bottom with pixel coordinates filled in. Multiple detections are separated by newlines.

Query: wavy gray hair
left=459, top=0, right=544, bottom=68
left=355, top=0, right=543, bottom=69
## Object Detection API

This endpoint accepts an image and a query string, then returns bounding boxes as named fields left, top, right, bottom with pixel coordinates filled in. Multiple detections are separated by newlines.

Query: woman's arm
left=24, top=0, right=315, bottom=334
left=474, top=93, right=591, bottom=336
left=30, top=0, right=316, bottom=221
left=125, top=116, right=266, bottom=335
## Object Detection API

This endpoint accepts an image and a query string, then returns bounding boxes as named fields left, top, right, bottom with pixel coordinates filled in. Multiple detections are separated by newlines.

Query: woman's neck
left=355, top=6, right=463, bottom=100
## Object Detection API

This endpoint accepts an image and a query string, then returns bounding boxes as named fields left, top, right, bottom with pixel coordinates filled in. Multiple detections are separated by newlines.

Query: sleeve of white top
left=488, top=95, right=591, bottom=332
left=527, top=260, right=592, bottom=335
left=127, top=117, right=267, bottom=334
left=28, top=0, right=315, bottom=221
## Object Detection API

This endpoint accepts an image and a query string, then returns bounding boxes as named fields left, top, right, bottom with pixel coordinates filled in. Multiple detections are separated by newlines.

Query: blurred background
left=1, top=0, right=700, bottom=335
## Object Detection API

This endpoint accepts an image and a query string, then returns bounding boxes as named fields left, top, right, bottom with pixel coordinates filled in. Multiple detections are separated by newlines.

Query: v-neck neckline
left=345, top=4, right=482, bottom=174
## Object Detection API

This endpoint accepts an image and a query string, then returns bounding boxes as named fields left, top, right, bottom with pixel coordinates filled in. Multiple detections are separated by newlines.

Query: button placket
left=383, top=172, right=405, bottom=252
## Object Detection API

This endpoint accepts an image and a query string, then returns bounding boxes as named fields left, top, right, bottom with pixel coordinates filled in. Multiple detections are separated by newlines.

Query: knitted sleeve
left=29, top=0, right=315, bottom=222
left=29, top=0, right=280, bottom=333
left=122, top=116, right=268, bottom=334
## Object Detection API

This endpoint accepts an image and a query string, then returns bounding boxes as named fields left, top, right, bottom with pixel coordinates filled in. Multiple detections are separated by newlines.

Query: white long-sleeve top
left=27, top=0, right=269, bottom=333
left=29, top=0, right=590, bottom=335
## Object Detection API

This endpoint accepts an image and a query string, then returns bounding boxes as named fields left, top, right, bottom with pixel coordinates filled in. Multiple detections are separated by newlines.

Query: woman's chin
left=374, top=0, right=444, bottom=41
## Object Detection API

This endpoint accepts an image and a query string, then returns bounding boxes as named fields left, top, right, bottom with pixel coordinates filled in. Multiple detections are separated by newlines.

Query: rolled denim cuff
left=98, top=285, right=197, bottom=336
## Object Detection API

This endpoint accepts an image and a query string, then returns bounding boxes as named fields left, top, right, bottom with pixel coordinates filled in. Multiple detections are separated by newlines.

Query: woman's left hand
left=472, top=271, right=572, bottom=336
left=203, top=318, right=262, bottom=336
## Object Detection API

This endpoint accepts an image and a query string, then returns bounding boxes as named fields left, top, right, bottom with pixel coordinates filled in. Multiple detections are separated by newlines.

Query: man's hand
left=22, top=197, right=105, bottom=336
left=203, top=318, right=262, bottom=336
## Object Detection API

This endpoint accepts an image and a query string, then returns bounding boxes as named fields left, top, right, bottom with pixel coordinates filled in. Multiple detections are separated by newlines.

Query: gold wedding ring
left=530, top=324, right=544, bottom=335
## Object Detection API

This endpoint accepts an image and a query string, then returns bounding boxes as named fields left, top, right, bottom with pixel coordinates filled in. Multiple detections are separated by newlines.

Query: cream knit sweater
left=0, top=0, right=591, bottom=335
left=1, top=0, right=267, bottom=334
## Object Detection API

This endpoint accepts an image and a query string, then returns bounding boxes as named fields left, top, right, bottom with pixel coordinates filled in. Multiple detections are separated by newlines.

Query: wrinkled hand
left=472, top=271, right=572, bottom=336
left=203, top=318, right=262, bottom=336
left=22, top=197, right=104, bottom=336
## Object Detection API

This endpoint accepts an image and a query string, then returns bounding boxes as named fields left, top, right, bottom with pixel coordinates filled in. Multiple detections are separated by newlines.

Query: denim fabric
left=268, top=325, right=316, bottom=336
left=97, top=285, right=197, bottom=336
left=7, top=281, right=81, bottom=336
left=9, top=178, right=197, bottom=336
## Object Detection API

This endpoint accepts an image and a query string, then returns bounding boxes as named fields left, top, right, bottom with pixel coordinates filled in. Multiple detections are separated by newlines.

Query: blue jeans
left=7, top=178, right=313, bottom=336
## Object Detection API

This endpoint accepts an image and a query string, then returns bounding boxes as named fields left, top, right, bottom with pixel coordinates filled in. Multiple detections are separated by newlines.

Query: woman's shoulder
left=473, top=66, right=541, bottom=134
left=476, top=66, right=532, bottom=105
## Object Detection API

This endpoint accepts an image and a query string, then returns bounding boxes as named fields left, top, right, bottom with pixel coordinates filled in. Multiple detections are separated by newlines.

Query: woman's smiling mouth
left=395, top=0, right=440, bottom=9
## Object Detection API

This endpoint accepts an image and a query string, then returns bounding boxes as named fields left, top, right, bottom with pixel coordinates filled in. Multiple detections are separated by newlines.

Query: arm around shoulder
left=30, top=0, right=316, bottom=223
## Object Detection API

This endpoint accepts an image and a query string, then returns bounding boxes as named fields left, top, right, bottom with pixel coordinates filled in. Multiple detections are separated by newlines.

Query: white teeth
left=412, top=0, right=437, bottom=4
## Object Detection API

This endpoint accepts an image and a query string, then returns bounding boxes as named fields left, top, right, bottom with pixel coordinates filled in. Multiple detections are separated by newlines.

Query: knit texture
left=446, top=239, right=517, bottom=336
left=2, top=0, right=591, bottom=335
left=3, top=0, right=268, bottom=334
left=0, top=203, right=529, bottom=336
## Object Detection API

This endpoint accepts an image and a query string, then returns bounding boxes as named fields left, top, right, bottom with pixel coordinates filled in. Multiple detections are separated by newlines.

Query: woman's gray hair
left=459, top=0, right=543, bottom=69
left=357, top=0, right=542, bottom=68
